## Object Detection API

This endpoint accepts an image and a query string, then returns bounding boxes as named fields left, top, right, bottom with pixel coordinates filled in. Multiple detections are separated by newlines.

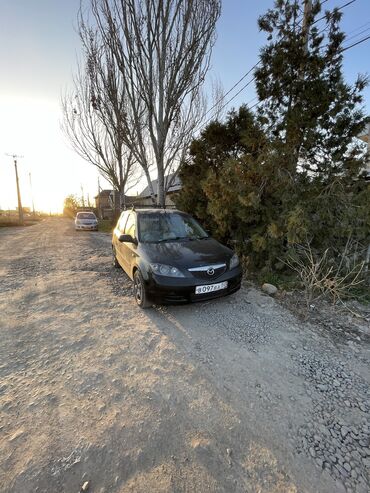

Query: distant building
left=94, top=190, right=120, bottom=219
left=137, top=173, right=182, bottom=206
left=94, top=189, right=138, bottom=218
left=94, top=174, right=182, bottom=217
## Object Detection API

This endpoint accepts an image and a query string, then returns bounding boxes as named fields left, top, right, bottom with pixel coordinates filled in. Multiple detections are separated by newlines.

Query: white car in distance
left=75, top=211, right=98, bottom=231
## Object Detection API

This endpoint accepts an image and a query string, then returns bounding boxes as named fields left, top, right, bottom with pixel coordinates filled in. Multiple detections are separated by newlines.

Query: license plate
left=195, top=281, right=228, bottom=295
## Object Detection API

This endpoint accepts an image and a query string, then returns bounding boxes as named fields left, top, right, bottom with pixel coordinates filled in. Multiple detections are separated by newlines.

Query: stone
left=335, top=465, right=349, bottom=479
left=362, top=457, right=370, bottom=468
left=8, top=429, right=25, bottom=442
left=317, top=384, right=328, bottom=392
left=341, top=427, right=349, bottom=439
left=309, top=447, right=316, bottom=458
left=261, top=283, right=278, bottom=295
left=343, top=462, right=351, bottom=472
left=351, top=450, right=361, bottom=462
left=81, top=481, right=89, bottom=492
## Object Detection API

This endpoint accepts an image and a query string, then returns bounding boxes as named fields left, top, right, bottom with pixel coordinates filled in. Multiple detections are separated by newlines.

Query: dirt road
left=0, top=218, right=369, bottom=493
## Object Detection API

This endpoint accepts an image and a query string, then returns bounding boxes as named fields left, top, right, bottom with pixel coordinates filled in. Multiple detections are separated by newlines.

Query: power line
left=203, top=63, right=259, bottom=119
left=345, top=26, right=370, bottom=43
left=203, top=0, right=339, bottom=129
left=200, top=78, right=257, bottom=130
left=346, top=19, right=370, bottom=36
left=341, top=33, right=370, bottom=51
left=312, top=0, right=357, bottom=26
left=199, top=0, right=361, bottom=130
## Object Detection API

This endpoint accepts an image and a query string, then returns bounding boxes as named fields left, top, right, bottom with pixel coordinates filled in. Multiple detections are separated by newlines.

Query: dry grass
left=0, top=216, right=43, bottom=228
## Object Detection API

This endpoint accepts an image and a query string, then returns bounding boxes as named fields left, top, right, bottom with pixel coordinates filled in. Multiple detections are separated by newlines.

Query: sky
left=0, top=0, right=369, bottom=213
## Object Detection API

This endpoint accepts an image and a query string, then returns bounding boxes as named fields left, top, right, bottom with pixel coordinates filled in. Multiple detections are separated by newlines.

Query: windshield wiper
left=156, top=236, right=190, bottom=243
left=186, top=235, right=209, bottom=241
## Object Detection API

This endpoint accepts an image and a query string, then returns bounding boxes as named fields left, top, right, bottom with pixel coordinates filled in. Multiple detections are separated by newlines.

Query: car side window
left=118, top=212, right=128, bottom=233
left=124, top=213, right=136, bottom=238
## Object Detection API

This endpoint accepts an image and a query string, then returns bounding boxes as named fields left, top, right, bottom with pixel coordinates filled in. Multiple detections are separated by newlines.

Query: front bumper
left=75, top=224, right=98, bottom=230
left=144, top=266, right=242, bottom=304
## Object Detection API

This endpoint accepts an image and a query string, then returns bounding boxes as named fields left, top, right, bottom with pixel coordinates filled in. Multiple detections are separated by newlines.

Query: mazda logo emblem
left=207, top=268, right=215, bottom=276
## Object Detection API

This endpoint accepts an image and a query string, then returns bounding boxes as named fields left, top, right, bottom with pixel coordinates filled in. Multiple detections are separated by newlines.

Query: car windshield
left=138, top=212, right=208, bottom=243
left=77, top=213, right=96, bottom=219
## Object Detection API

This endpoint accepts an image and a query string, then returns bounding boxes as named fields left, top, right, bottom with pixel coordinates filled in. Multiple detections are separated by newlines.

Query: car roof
left=134, top=208, right=183, bottom=214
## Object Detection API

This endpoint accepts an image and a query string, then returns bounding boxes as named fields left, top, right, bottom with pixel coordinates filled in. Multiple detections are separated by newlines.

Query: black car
left=112, top=208, right=242, bottom=308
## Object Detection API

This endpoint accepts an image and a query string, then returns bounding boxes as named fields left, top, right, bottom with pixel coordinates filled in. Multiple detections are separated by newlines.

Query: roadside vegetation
left=97, top=219, right=114, bottom=233
left=0, top=212, right=44, bottom=228
left=176, top=0, right=370, bottom=306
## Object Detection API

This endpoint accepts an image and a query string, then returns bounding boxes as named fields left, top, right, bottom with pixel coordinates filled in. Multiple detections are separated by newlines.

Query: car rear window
left=77, top=213, right=96, bottom=219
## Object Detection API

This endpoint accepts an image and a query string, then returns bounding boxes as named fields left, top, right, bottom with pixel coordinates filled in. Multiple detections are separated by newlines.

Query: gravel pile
left=198, top=300, right=271, bottom=350
left=293, top=353, right=369, bottom=413
left=293, top=352, right=370, bottom=492
left=297, top=409, right=369, bottom=492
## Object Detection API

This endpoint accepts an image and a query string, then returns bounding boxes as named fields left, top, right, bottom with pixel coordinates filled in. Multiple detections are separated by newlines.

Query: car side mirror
left=118, top=234, right=137, bottom=244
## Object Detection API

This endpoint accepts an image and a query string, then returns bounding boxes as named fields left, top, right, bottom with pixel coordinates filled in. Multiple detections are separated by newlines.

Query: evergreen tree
left=175, top=106, right=265, bottom=236
left=178, top=0, right=369, bottom=272
left=255, top=0, right=368, bottom=179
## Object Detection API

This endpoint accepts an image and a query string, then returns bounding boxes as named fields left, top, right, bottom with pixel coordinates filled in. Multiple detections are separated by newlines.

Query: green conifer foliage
left=177, top=0, right=369, bottom=271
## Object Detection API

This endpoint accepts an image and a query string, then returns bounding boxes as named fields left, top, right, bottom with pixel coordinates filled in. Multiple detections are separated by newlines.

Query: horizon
left=0, top=0, right=369, bottom=213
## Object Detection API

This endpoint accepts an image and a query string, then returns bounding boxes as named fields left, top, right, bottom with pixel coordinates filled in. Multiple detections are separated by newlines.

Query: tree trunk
left=157, top=169, right=165, bottom=208
left=119, top=186, right=126, bottom=210
left=143, top=168, right=156, bottom=205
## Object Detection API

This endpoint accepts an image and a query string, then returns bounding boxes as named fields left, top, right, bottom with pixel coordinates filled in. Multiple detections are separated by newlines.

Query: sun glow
left=0, top=95, right=102, bottom=213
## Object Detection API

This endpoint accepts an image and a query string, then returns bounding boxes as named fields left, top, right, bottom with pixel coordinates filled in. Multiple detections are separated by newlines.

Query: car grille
left=188, top=263, right=227, bottom=281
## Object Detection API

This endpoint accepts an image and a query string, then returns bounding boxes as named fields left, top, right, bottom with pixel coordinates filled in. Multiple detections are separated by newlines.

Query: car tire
left=133, top=270, right=151, bottom=309
left=112, top=247, right=120, bottom=268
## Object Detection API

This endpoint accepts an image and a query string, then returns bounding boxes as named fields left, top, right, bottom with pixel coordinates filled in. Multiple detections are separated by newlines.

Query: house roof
left=139, top=172, right=182, bottom=198
left=94, top=189, right=116, bottom=199
left=94, top=189, right=138, bottom=202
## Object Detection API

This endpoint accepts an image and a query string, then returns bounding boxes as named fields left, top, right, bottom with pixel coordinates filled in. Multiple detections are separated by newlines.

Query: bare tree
left=210, top=77, right=226, bottom=122
left=83, top=0, right=221, bottom=206
left=61, top=21, right=141, bottom=209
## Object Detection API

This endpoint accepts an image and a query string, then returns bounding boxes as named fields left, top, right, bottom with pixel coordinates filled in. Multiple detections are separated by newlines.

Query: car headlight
left=229, top=253, right=239, bottom=269
left=150, top=263, right=185, bottom=277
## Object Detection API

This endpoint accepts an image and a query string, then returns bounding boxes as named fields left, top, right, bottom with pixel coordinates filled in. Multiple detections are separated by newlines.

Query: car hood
left=139, top=238, right=233, bottom=268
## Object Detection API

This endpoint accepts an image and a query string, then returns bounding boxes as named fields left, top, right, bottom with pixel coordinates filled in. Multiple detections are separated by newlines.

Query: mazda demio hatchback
left=112, top=208, right=242, bottom=308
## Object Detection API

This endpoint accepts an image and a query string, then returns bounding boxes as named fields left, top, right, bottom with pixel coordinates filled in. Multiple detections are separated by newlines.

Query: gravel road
left=0, top=218, right=369, bottom=493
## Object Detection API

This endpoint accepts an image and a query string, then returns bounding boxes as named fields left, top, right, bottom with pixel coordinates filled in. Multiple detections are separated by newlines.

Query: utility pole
left=80, top=184, right=85, bottom=208
left=6, top=153, right=24, bottom=225
left=97, top=176, right=102, bottom=218
left=302, top=0, right=312, bottom=53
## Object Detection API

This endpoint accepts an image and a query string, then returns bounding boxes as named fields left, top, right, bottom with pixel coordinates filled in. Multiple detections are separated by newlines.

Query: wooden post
left=14, top=159, right=24, bottom=225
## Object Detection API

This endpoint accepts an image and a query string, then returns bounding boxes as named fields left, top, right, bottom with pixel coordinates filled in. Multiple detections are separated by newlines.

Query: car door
left=119, top=212, right=138, bottom=278
left=114, top=211, right=129, bottom=268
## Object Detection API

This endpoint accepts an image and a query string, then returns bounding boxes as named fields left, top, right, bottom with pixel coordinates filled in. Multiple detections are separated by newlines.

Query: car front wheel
left=133, top=270, right=151, bottom=308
